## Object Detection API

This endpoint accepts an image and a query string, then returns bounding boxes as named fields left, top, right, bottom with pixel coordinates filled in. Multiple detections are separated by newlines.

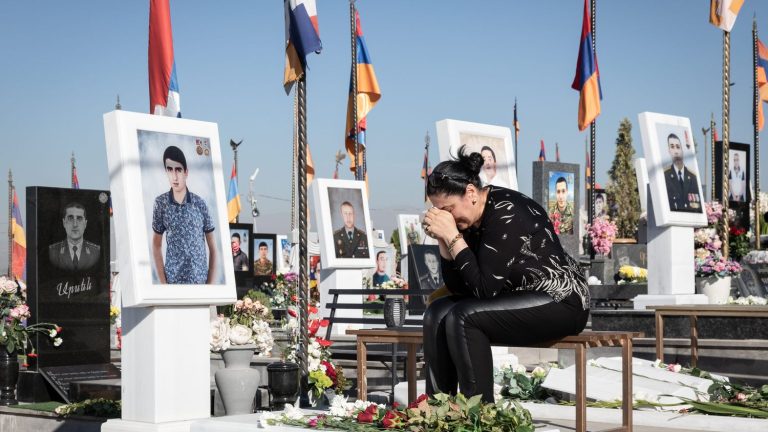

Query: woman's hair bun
left=457, top=145, right=484, bottom=175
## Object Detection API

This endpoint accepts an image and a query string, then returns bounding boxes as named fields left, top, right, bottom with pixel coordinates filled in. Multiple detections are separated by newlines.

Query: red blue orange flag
left=149, top=0, right=181, bottom=118
left=538, top=140, right=546, bottom=161
left=11, top=188, right=26, bottom=281
left=345, top=9, right=381, bottom=174
left=571, top=0, right=601, bottom=131
left=227, top=163, right=241, bottom=223
left=756, top=39, right=768, bottom=131
left=284, top=0, right=322, bottom=94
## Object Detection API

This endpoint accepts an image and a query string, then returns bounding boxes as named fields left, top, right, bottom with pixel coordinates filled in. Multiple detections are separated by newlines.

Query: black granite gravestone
left=611, top=243, right=648, bottom=276
left=532, top=161, right=581, bottom=260
left=26, top=187, right=111, bottom=368
left=407, top=245, right=441, bottom=314
left=736, top=261, right=768, bottom=297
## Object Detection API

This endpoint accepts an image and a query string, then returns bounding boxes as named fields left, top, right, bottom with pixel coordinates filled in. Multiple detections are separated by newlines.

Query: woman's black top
left=441, top=186, right=590, bottom=310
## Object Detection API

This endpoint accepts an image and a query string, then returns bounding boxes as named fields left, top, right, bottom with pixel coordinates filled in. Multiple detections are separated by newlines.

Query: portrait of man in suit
left=332, top=201, right=370, bottom=259
left=49, top=201, right=100, bottom=271
left=417, top=248, right=443, bottom=292
left=663, top=133, right=701, bottom=213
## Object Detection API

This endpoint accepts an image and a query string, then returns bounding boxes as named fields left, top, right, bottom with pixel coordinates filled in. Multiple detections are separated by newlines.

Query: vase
left=214, top=345, right=260, bottom=415
left=0, top=348, right=19, bottom=406
left=696, top=276, right=732, bottom=304
left=272, top=308, right=286, bottom=322
left=384, top=297, right=406, bottom=328
left=267, top=361, right=299, bottom=410
left=307, top=388, right=336, bottom=408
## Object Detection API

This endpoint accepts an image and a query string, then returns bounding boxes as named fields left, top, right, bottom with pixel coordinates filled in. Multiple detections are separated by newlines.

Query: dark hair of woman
left=426, top=145, right=484, bottom=196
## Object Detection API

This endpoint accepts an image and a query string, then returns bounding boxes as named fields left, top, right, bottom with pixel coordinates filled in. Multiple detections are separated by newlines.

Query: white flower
left=210, top=317, right=231, bottom=352
left=328, top=395, right=351, bottom=417
left=49, top=329, right=58, bottom=338
left=282, top=403, right=305, bottom=420
left=0, top=277, right=17, bottom=294
left=587, top=276, right=602, bottom=285
left=531, top=366, right=547, bottom=378
left=54, top=337, right=63, bottom=347
left=588, top=359, right=599, bottom=367
left=229, top=324, right=253, bottom=345
left=252, top=320, right=274, bottom=356
left=653, top=359, right=662, bottom=368
left=513, top=364, right=527, bottom=374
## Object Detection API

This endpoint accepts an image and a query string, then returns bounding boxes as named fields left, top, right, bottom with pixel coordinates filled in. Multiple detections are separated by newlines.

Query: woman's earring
left=472, top=199, right=477, bottom=205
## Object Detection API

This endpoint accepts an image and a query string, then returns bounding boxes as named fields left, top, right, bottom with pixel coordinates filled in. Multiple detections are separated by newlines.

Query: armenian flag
left=345, top=9, right=381, bottom=174
left=11, top=188, right=26, bottom=281
left=757, top=39, right=768, bottom=131
left=283, top=0, right=322, bottom=94
left=538, top=140, right=546, bottom=161
left=571, top=0, right=601, bottom=131
left=227, top=163, right=241, bottom=223
left=149, top=0, right=181, bottom=117
left=710, top=0, right=744, bottom=32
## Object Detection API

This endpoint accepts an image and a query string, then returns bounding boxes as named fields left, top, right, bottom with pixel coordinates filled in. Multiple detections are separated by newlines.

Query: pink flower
left=736, top=393, right=747, bottom=401
left=9, top=304, right=30, bottom=319
left=666, top=363, right=682, bottom=373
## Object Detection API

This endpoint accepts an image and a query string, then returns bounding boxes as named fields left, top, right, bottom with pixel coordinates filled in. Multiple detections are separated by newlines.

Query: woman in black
left=421, top=146, right=589, bottom=402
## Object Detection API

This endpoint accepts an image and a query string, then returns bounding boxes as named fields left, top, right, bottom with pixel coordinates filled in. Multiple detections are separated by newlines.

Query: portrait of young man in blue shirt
left=151, top=145, right=217, bottom=284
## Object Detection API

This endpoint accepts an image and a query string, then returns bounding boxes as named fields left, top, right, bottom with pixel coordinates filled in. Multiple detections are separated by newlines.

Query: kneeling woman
left=421, top=146, right=589, bottom=402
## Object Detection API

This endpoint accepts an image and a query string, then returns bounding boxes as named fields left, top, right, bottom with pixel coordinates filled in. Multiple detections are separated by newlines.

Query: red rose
left=365, top=404, right=379, bottom=415
left=288, top=309, right=297, bottom=318
left=308, top=305, right=318, bottom=314
left=27, top=353, right=38, bottom=358
left=391, top=402, right=400, bottom=409
left=367, top=294, right=377, bottom=302
left=357, top=411, right=374, bottom=423
left=319, top=319, right=329, bottom=327
left=315, top=337, right=333, bottom=348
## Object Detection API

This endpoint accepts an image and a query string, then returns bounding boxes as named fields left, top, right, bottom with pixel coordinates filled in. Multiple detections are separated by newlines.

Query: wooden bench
left=347, top=328, right=642, bottom=432
left=649, top=304, right=768, bottom=367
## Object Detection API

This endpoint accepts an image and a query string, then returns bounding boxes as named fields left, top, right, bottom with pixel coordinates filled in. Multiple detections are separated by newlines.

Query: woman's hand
left=423, top=207, right=460, bottom=244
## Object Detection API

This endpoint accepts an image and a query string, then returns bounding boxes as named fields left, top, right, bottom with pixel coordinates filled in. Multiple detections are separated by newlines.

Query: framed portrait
left=436, top=119, right=518, bottom=190
left=26, top=187, right=111, bottom=367
left=397, top=214, right=425, bottom=256
left=367, top=245, right=397, bottom=287
left=252, top=233, right=277, bottom=280
left=229, top=223, right=252, bottom=273
left=407, top=244, right=442, bottom=313
left=593, top=188, right=608, bottom=219
left=547, top=171, right=576, bottom=235
left=276, top=234, right=293, bottom=274
left=311, top=178, right=375, bottom=269
left=104, top=110, right=236, bottom=307
left=638, top=112, right=707, bottom=227
left=714, top=141, right=751, bottom=230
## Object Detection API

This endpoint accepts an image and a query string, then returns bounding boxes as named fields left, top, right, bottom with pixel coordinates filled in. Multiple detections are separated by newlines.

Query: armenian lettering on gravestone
left=407, top=245, right=442, bottom=314
left=532, top=161, right=581, bottom=260
left=26, top=187, right=111, bottom=368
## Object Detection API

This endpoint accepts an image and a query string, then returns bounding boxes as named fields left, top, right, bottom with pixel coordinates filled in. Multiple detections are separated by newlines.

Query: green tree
left=606, top=118, right=641, bottom=238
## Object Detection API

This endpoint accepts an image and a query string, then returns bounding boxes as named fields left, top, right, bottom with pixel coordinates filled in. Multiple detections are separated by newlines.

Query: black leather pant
left=423, top=290, right=588, bottom=402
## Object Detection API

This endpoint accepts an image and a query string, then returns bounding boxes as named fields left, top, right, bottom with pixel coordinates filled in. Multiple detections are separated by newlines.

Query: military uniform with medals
left=333, top=227, right=370, bottom=258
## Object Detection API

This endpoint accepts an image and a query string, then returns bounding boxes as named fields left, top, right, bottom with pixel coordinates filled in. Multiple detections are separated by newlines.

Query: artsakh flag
left=345, top=9, right=382, bottom=174
left=538, top=140, right=546, bottom=161
left=283, top=0, right=322, bottom=94
left=149, top=0, right=181, bottom=117
left=227, top=163, right=241, bottom=223
left=571, top=0, right=602, bottom=131
left=710, top=0, right=744, bottom=32
left=11, top=188, right=26, bottom=281
left=756, top=39, right=768, bottom=131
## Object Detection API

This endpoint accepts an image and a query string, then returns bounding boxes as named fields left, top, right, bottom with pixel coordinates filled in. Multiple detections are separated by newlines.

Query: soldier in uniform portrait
left=332, top=201, right=370, bottom=258
left=49, top=201, right=101, bottom=271
left=547, top=176, right=574, bottom=234
left=663, top=133, right=701, bottom=213
left=417, top=248, right=443, bottom=292
left=253, top=241, right=273, bottom=276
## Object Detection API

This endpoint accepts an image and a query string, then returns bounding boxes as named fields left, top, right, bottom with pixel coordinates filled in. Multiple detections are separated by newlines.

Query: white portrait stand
left=633, top=189, right=708, bottom=310
left=102, top=306, right=211, bottom=432
left=319, top=268, right=366, bottom=336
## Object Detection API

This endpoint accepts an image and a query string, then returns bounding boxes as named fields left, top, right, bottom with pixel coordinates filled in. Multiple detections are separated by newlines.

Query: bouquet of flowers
left=695, top=202, right=742, bottom=279
left=0, top=275, right=62, bottom=355
left=616, top=265, right=648, bottom=284
left=729, top=226, right=751, bottom=261
left=549, top=211, right=562, bottom=235
left=494, top=361, right=554, bottom=401
left=283, top=303, right=347, bottom=400
left=258, top=272, right=297, bottom=310
left=585, top=216, right=617, bottom=255
left=109, top=305, right=120, bottom=326
left=729, top=295, right=768, bottom=305
left=210, top=293, right=274, bottom=355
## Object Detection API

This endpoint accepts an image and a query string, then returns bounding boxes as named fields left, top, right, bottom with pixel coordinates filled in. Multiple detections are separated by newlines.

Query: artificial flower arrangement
left=263, top=392, right=535, bottom=432
left=109, top=305, right=120, bottom=326
left=729, top=225, right=751, bottom=261
left=585, top=216, right=617, bottom=255
left=283, top=302, right=348, bottom=402
left=616, top=265, right=647, bottom=284
left=0, top=275, right=62, bottom=355
left=728, top=295, right=768, bottom=305
left=209, top=293, right=274, bottom=355
left=258, top=272, right=297, bottom=310
left=695, top=203, right=742, bottom=279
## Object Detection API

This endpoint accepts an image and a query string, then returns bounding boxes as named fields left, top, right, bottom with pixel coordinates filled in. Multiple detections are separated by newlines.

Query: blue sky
left=3, top=1, right=768, bottom=269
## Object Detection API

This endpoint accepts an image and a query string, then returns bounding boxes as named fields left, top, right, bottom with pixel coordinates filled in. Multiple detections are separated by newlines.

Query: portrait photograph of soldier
left=407, top=244, right=442, bottom=312
left=138, top=130, right=226, bottom=285
left=594, top=189, right=608, bottom=219
left=328, top=187, right=370, bottom=260
left=728, top=149, right=748, bottom=203
left=228, top=224, right=252, bottom=273
left=397, top=214, right=424, bottom=256
left=547, top=171, right=575, bottom=235
left=252, top=234, right=276, bottom=277
left=49, top=201, right=101, bottom=272
left=658, top=128, right=702, bottom=214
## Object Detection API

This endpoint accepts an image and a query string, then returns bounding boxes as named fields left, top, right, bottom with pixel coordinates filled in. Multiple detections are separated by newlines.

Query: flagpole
left=230, top=139, right=241, bottom=223
left=587, top=0, right=597, bottom=228
left=350, top=0, right=360, bottom=180
left=754, top=16, right=761, bottom=249
left=711, top=113, right=716, bottom=202
left=291, top=91, right=299, bottom=232
left=513, top=98, right=518, bottom=170
left=702, top=125, right=709, bottom=201
left=7, top=170, right=12, bottom=276
left=71, top=152, right=76, bottom=188
left=722, top=29, right=731, bottom=258
left=296, top=75, right=310, bottom=401
left=424, top=131, right=430, bottom=202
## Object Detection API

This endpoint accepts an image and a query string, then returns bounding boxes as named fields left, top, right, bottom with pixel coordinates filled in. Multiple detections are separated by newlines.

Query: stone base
left=632, top=294, right=708, bottom=310
left=102, top=419, right=196, bottom=432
